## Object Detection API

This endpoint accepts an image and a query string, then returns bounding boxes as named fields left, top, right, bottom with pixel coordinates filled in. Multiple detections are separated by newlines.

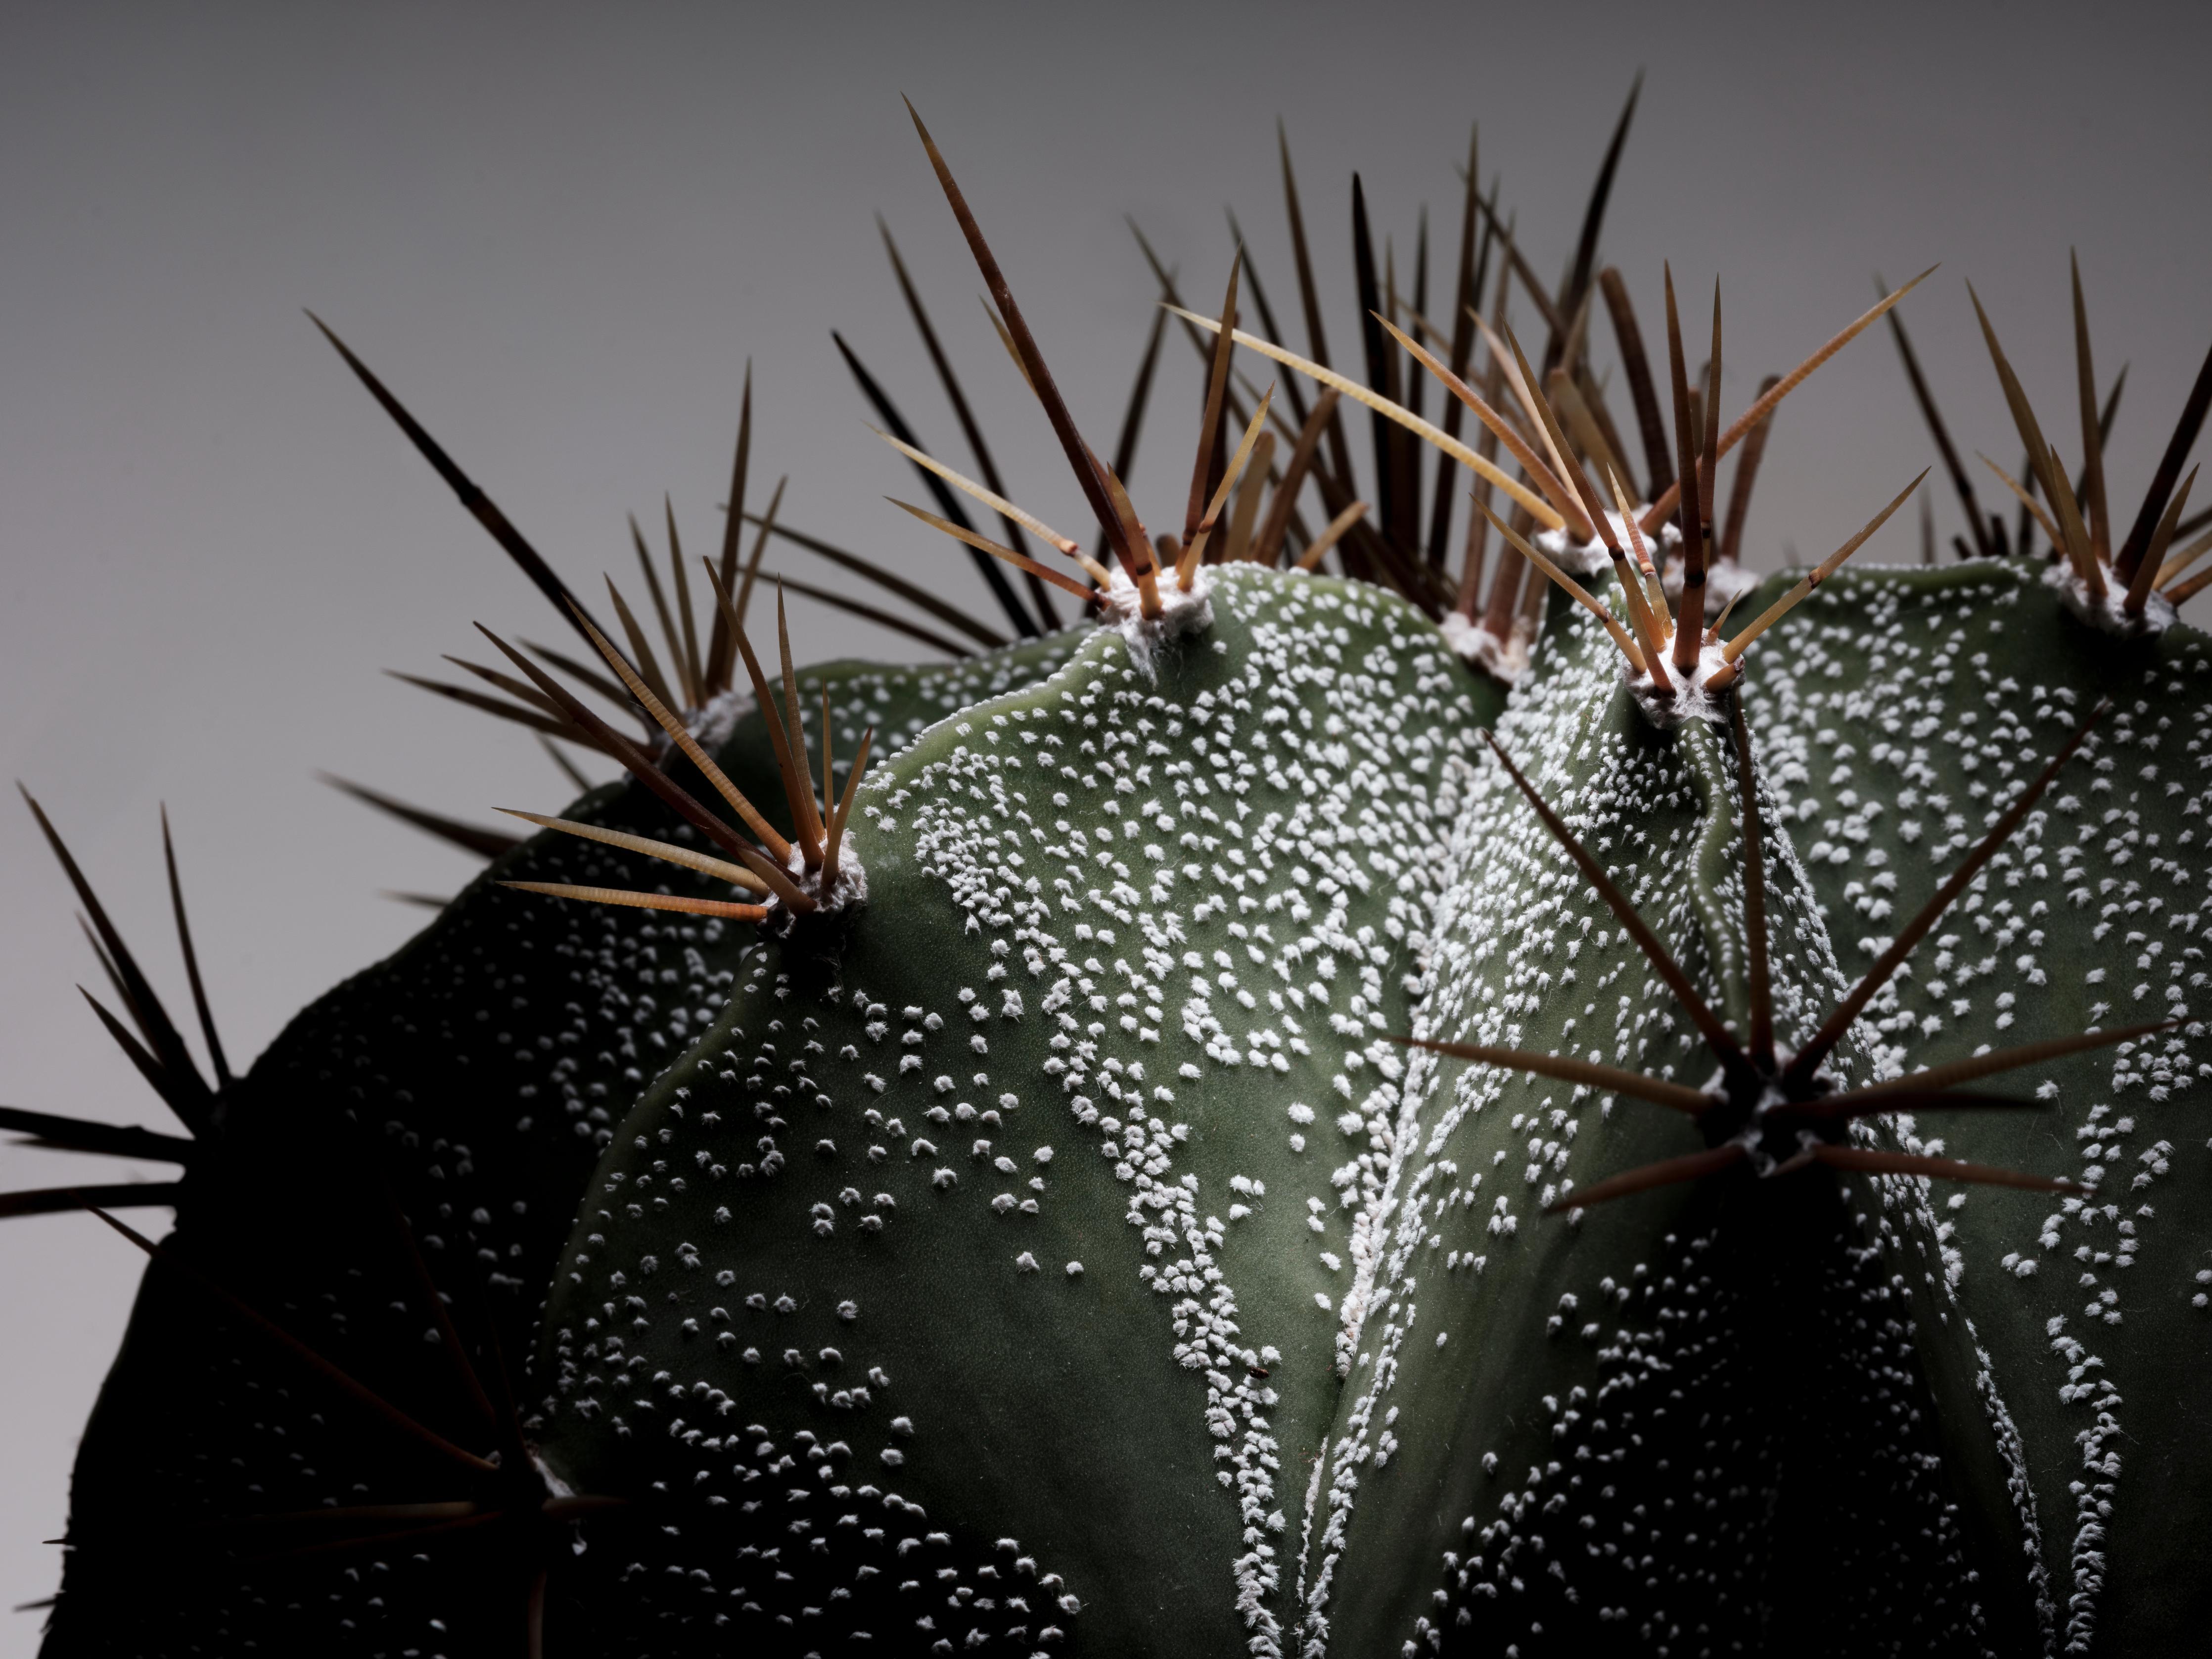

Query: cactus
left=13, top=96, right=2211, bottom=1657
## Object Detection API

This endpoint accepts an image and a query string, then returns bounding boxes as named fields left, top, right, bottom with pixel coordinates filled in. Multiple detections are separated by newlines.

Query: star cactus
left=12, top=90, right=2210, bottom=1659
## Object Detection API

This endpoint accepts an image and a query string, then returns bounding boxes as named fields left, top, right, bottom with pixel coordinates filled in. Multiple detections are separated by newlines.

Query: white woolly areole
left=1101, top=561, right=1214, bottom=678
left=2043, top=557, right=2175, bottom=638
left=650, top=687, right=754, bottom=761
left=1437, top=609, right=1529, bottom=683
left=1533, top=521, right=1618, bottom=578
left=1627, top=635, right=1737, bottom=731
left=1535, top=510, right=1673, bottom=575
left=758, top=834, right=868, bottom=938
left=791, top=836, right=868, bottom=916
left=1530, top=513, right=1741, bottom=724
left=1662, top=551, right=1761, bottom=617
left=687, top=687, right=754, bottom=751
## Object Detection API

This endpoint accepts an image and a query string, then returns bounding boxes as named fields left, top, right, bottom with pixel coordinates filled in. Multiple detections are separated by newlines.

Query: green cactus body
left=527, top=568, right=1502, bottom=1652
left=1743, top=562, right=2212, bottom=1652
left=512, top=564, right=2198, bottom=1657
left=43, top=554, right=2212, bottom=1655
left=1286, top=590, right=2023, bottom=1655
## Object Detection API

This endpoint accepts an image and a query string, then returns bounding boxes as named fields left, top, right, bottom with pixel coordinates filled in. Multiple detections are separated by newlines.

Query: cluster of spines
left=481, top=579, right=876, bottom=928
left=1407, top=694, right=2172, bottom=1212
left=292, top=84, right=2212, bottom=825
left=298, top=79, right=1947, bottom=803
left=1181, top=257, right=1936, bottom=703
left=2, top=796, right=214, bottom=1221
left=73, top=1179, right=617, bottom=1654
left=1889, top=256, right=2212, bottom=609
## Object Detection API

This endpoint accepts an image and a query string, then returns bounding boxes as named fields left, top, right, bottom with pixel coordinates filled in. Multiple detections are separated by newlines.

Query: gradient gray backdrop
left=5, top=0, right=2209, bottom=1639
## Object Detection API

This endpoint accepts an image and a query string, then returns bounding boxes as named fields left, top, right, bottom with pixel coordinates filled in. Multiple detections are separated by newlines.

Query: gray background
left=3, top=0, right=2207, bottom=1637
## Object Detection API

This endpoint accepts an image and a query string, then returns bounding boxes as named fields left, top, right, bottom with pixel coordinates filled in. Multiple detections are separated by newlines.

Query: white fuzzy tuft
left=2043, top=558, right=2175, bottom=638
left=1101, top=561, right=1215, bottom=678
left=1437, top=610, right=1529, bottom=683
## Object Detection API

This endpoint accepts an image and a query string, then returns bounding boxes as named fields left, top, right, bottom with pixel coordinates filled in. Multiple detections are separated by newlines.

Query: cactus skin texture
left=1743, top=562, right=2212, bottom=1653
left=1303, top=593, right=2013, bottom=1657
left=30, top=556, right=2212, bottom=1656
left=23, top=99, right=2212, bottom=1658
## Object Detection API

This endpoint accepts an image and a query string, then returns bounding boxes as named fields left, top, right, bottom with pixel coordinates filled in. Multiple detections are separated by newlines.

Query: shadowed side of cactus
left=528, top=569, right=1501, bottom=1653
left=34, top=635, right=1081, bottom=1656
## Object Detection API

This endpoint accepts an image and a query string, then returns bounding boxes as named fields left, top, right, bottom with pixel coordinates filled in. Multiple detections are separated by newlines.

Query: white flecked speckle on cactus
left=530, top=569, right=1502, bottom=1653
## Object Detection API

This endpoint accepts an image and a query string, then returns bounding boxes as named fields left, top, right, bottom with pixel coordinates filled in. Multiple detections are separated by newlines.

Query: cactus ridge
left=528, top=568, right=1501, bottom=1653
left=1743, top=559, right=2212, bottom=1652
left=1294, top=596, right=1994, bottom=1651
